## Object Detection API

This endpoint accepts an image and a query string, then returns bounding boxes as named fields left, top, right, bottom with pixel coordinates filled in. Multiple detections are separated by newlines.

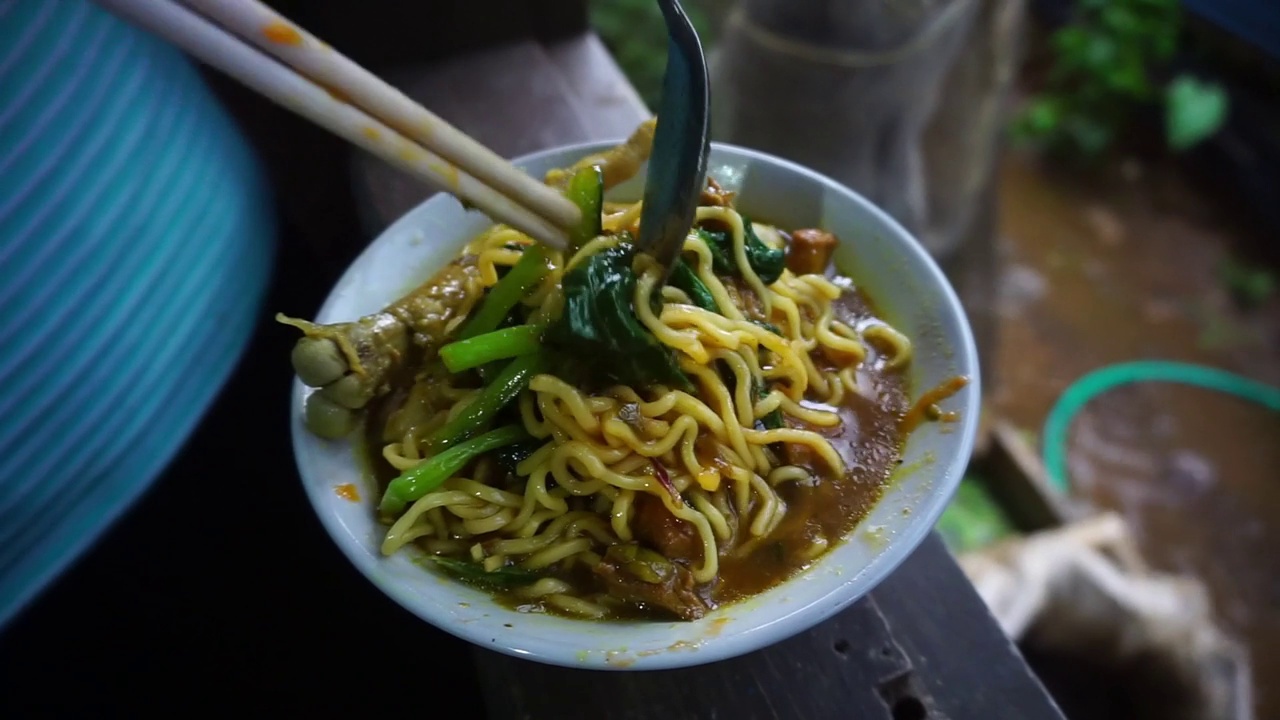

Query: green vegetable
left=492, top=437, right=544, bottom=477
left=380, top=425, right=530, bottom=515
left=669, top=257, right=720, bottom=313
left=742, top=220, right=785, bottom=284
left=440, top=325, right=543, bottom=373
left=697, top=228, right=735, bottom=277
left=547, top=244, right=692, bottom=392
left=566, top=166, right=604, bottom=250
left=751, top=369, right=784, bottom=431
left=458, top=245, right=551, bottom=340
left=425, top=353, right=546, bottom=452
left=695, top=222, right=784, bottom=285
left=752, top=320, right=783, bottom=336
left=428, top=556, right=542, bottom=589
left=604, top=543, right=677, bottom=584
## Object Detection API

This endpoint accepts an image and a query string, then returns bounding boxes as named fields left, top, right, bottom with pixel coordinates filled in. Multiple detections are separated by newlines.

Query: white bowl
left=291, top=140, right=981, bottom=670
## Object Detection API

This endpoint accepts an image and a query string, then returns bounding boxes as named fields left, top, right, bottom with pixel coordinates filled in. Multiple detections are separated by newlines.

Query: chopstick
left=92, top=0, right=579, bottom=250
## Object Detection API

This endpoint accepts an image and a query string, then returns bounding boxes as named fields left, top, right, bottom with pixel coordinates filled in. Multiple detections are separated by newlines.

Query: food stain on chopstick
left=396, top=144, right=426, bottom=164
left=322, top=84, right=350, bottom=104
left=262, top=20, right=303, bottom=46
left=428, top=161, right=461, bottom=191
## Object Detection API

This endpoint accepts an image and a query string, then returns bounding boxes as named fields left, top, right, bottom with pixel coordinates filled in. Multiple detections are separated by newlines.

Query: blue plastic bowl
left=0, top=0, right=275, bottom=626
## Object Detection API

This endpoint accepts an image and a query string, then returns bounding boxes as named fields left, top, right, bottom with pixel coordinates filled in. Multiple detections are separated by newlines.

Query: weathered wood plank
left=475, top=594, right=913, bottom=720
left=877, top=535, right=1067, bottom=719
left=474, top=537, right=1064, bottom=720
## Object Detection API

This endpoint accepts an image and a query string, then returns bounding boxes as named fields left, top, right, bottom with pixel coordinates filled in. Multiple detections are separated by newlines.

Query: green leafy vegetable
left=493, top=437, right=544, bottom=477
left=546, top=244, right=692, bottom=392
left=458, top=245, right=550, bottom=340
left=756, top=382, right=784, bottom=431
left=566, top=166, right=604, bottom=250
left=742, top=220, right=786, bottom=284
left=752, top=320, right=783, bottom=336
left=440, top=325, right=543, bottom=373
left=380, top=425, right=531, bottom=515
left=425, top=353, right=546, bottom=452
left=669, top=257, right=720, bottom=313
left=695, top=222, right=785, bottom=285
left=428, top=556, right=542, bottom=589
left=603, top=543, right=678, bottom=585
left=697, top=227, right=736, bottom=277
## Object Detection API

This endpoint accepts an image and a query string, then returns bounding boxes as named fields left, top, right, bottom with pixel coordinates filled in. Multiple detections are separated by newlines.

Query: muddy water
left=994, top=151, right=1280, bottom=717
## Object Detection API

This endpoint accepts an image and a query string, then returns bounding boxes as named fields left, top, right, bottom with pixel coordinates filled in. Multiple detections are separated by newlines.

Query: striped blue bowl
left=0, top=0, right=275, bottom=626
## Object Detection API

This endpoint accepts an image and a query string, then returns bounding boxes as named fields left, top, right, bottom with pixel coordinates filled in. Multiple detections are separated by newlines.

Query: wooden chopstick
left=92, top=0, right=577, bottom=250
left=179, top=0, right=581, bottom=232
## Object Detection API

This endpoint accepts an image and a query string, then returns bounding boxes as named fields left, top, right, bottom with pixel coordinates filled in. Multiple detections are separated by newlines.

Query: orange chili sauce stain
left=334, top=483, right=361, bottom=502
left=605, top=652, right=636, bottom=668
left=262, top=20, right=303, bottom=46
left=900, top=375, right=970, bottom=433
left=705, top=617, right=731, bottom=637
left=322, top=84, right=350, bottom=104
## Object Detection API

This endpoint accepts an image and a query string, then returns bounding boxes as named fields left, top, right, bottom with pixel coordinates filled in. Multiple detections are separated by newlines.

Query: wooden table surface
left=0, top=33, right=1064, bottom=720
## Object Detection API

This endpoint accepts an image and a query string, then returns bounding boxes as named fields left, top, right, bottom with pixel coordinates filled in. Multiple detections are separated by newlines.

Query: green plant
left=590, top=0, right=715, bottom=110
left=935, top=473, right=1017, bottom=554
left=1013, top=0, right=1228, bottom=159
left=1219, top=255, right=1277, bottom=309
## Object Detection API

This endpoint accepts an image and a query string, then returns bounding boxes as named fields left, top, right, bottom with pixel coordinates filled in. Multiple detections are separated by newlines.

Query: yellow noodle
left=768, top=465, right=814, bottom=487
left=544, top=594, right=608, bottom=618
left=863, top=323, right=914, bottom=369
left=514, top=577, right=574, bottom=598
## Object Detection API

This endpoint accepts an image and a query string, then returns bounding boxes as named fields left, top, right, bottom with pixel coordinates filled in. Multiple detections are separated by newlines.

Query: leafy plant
left=589, top=0, right=715, bottom=110
left=1219, top=255, right=1277, bottom=309
left=1165, top=75, right=1229, bottom=151
left=935, top=473, right=1017, bottom=554
left=1013, top=0, right=1228, bottom=159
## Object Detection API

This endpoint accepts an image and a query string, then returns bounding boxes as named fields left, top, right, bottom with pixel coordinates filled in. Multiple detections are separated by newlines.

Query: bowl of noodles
left=286, top=122, right=980, bottom=669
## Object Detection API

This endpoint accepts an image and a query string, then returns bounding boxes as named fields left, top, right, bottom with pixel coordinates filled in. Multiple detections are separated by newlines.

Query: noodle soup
left=285, top=123, right=968, bottom=624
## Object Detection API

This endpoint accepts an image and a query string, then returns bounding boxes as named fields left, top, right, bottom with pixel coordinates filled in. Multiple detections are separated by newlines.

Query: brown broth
left=707, top=289, right=909, bottom=606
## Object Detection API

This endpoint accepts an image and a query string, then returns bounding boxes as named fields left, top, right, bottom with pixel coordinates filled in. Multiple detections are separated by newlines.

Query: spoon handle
left=637, top=0, right=711, bottom=279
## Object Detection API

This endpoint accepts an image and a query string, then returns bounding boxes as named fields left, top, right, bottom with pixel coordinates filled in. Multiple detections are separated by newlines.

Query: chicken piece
left=632, top=493, right=701, bottom=563
left=544, top=118, right=657, bottom=191
left=594, top=543, right=712, bottom=620
left=280, top=255, right=483, bottom=438
left=786, top=228, right=839, bottom=275
left=698, top=177, right=736, bottom=207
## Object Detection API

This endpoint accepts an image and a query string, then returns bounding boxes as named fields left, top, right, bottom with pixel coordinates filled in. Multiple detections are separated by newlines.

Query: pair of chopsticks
left=93, top=0, right=581, bottom=250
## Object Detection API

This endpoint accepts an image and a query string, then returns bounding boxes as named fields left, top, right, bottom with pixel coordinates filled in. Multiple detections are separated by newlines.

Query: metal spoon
left=636, top=0, right=711, bottom=283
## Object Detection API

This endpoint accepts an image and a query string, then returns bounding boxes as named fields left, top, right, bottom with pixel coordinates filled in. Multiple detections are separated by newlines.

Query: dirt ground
left=992, top=149, right=1280, bottom=717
